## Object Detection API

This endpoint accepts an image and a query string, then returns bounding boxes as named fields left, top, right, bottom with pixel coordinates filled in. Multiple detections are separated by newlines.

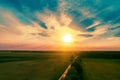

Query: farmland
left=64, top=51, right=120, bottom=80
left=0, top=51, right=75, bottom=80
left=0, top=51, right=120, bottom=80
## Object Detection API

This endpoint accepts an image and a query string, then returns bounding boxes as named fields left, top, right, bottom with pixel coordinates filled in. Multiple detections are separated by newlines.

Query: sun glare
left=62, top=34, right=73, bottom=43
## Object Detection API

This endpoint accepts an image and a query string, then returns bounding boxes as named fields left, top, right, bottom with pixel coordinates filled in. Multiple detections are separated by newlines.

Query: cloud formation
left=0, top=0, right=120, bottom=50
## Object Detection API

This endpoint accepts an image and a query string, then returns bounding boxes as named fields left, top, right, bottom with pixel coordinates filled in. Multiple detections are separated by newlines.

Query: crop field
left=64, top=51, right=120, bottom=80
left=82, top=59, right=120, bottom=80
left=0, top=51, right=75, bottom=80
left=0, top=51, right=120, bottom=80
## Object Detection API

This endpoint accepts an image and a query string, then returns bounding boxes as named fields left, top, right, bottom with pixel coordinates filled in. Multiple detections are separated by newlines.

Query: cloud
left=78, top=34, right=93, bottom=37
left=0, top=0, right=120, bottom=50
left=0, top=12, right=46, bottom=44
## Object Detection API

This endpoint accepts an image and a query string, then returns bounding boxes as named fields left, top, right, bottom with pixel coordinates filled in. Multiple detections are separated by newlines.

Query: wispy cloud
left=0, top=0, right=120, bottom=50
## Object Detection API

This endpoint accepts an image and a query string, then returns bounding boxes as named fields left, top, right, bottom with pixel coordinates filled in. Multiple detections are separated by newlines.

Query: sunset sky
left=0, top=0, right=120, bottom=50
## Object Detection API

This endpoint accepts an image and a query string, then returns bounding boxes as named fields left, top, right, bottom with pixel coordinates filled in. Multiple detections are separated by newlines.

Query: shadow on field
left=0, top=51, right=60, bottom=63
left=0, top=56, right=39, bottom=63
left=64, top=58, right=84, bottom=80
left=78, top=51, right=120, bottom=59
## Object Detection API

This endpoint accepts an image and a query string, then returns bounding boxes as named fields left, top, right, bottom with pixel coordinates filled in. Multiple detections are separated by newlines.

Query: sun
left=62, top=34, right=73, bottom=43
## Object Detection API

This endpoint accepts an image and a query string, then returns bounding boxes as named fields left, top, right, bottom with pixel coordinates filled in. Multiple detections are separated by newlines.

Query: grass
left=82, top=59, right=120, bottom=80
left=64, top=58, right=83, bottom=80
left=63, top=51, right=120, bottom=80
left=0, top=51, right=120, bottom=80
left=0, top=51, right=74, bottom=80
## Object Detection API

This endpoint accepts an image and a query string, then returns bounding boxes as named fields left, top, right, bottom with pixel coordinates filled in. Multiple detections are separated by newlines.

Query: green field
left=0, top=51, right=75, bottom=80
left=0, top=51, right=120, bottom=80
left=82, top=59, right=120, bottom=80
left=64, top=51, right=120, bottom=80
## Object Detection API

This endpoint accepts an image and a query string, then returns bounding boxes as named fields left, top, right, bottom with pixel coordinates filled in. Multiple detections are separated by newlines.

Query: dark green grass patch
left=0, top=50, right=74, bottom=80
left=63, top=51, right=120, bottom=80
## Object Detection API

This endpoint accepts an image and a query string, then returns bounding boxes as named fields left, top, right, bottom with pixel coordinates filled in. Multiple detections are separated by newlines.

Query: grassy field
left=0, top=51, right=75, bottom=80
left=82, top=59, right=120, bottom=80
left=0, top=51, right=120, bottom=80
left=64, top=51, right=120, bottom=80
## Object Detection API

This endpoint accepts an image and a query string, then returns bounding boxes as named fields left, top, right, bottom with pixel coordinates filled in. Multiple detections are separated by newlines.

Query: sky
left=0, top=0, right=120, bottom=50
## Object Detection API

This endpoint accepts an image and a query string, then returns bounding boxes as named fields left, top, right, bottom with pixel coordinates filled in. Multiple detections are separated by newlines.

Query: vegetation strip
left=58, top=64, right=71, bottom=80
left=58, top=56, right=78, bottom=80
